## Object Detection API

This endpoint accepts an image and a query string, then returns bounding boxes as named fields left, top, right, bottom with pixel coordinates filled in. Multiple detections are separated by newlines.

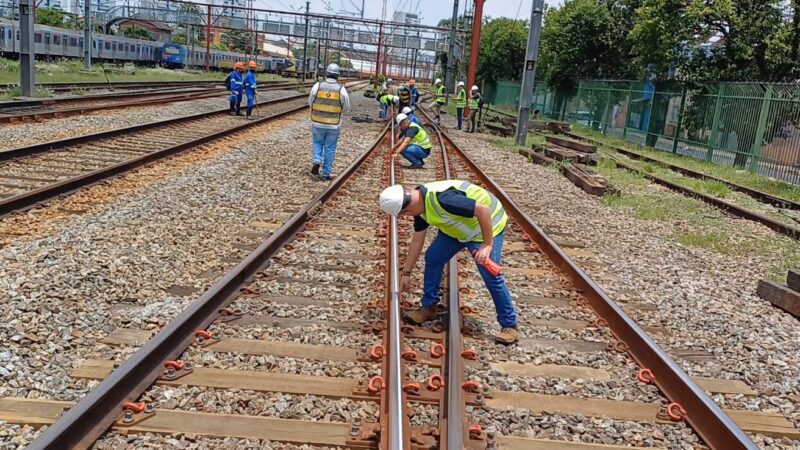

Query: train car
left=160, top=43, right=186, bottom=68
left=281, top=55, right=318, bottom=79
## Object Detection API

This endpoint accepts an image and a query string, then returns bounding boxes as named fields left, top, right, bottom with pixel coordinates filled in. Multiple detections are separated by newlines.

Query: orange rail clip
left=427, top=374, right=445, bottom=391
left=369, top=344, right=385, bottom=360
left=164, top=360, right=185, bottom=370
left=403, top=383, right=420, bottom=394
left=122, top=402, right=145, bottom=413
left=401, top=350, right=418, bottom=362
left=460, top=349, right=478, bottom=360
left=430, top=342, right=446, bottom=358
left=367, top=376, right=385, bottom=394
left=462, top=380, right=481, bottom=393
left=637, top=368, right=655, bottom=384
left=667, top=402, right=687, bottom=421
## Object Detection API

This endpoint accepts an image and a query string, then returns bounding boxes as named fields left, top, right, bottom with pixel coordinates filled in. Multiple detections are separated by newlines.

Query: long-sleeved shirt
left=409, top=86, right=420, bottom=104
left=244, top=70, right=257, bottom=92
left=308, top=78, right=351, bottom=130
left=230, top=71, right=244, bottom=93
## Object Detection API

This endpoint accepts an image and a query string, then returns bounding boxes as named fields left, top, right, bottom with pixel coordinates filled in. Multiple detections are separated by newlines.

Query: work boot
left=404, top=306, right=438, bottom=324
left=246, top=106, right=252, bottom=118
left=495, top=326, right=519, bottom=345
left=310, top=163, right=320, bottom=176
left=322, top=175, right=333, bottom=181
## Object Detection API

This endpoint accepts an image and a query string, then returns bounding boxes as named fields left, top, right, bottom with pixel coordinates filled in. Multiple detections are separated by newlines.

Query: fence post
left=622, top=84, right=632, bottom=139
left=748, top=85, right=773, bottom=172
left=671, top=88, right=687, bottom=154
left=706, top=86, right=723, bottom=162
left=600, top=88, right=611, bottom=135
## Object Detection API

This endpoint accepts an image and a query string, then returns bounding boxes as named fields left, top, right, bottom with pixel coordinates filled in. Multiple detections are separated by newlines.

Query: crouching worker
left=378, top=180, right=520, bottom=344
left=392, top=113, right=431, bottom=169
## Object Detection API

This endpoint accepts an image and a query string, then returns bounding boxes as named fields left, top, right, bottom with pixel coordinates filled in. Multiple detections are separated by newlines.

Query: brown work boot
left=404, top=306, right=438, bottom=324
left=495, top=326, right=519, bottom=345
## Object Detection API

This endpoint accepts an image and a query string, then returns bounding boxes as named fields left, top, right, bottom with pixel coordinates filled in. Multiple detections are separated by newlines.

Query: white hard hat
left=392, top=96, right=399, bottom=104
left=471, top=85, right=479, bottom=91
left=457, top=81, right=465, bottom=87
left=434, top=78, right=442, bottom=84
left=379, top=184, right=410, bottom=216
left=396, top=113, right=408, bottom=124
left=401, top=106, right=413, bottom=114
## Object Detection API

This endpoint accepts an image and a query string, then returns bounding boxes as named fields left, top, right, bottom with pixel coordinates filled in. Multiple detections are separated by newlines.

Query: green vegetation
left=572, top=125, right=800, bottom=204
left=593, top=149, right=800, bottom=281
left=476, top=18, right=528, bottom=87
left=122, top=27, right=154, bottom=41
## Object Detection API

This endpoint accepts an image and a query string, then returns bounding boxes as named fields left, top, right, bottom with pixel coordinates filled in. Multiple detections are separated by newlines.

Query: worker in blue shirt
left=401, top=107, right=419, bottom=124
left=408, top=79, right=419, bottom=106
left=229, top=62, right=245, bottom=116
left=244, top=60, right=258, bottom=119
left=392, top=113, right=432, bottom=169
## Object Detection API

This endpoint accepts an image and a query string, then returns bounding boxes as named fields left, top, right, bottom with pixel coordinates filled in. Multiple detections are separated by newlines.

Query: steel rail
left=26, top=118, right=389, bottom=450
left=562, top=131, right=800, bottom=211
left=606, top=155, right=800, bottom=241
left=386, top=111, right=408, bottom=450
left=432, top=124, right=758, bottom=449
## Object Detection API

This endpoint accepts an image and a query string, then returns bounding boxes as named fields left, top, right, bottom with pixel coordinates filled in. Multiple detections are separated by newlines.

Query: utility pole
left=19, top=0, right=34, bottom=97
left=465, top=0, right=485, bottom=117
left=301, top=0, right=310, bottom=82
left=204, top=4, right=211, bottom=72
left=515, top=0, right=544, bottom=146
left=445, top=0, right=459, bottom=92
left=83, top=0, right=91, bottom=70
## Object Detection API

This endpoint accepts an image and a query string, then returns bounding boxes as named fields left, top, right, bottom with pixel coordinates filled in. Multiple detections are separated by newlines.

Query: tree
left=221, top=30, right=255, bottom=53
left=122, top=26, right=154, bottom=41
left=538, top=0, right=635, bottom=92
left=35, top=8, right=67, bottom=28
left=476, top=18, right=528, bottom=87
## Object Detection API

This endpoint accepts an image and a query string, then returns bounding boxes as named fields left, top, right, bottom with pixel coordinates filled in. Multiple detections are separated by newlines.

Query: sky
left=257, top=0, right=563, bottom=26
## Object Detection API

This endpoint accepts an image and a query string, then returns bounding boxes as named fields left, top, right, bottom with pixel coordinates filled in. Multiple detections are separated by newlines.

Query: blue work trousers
left=380, top=104, right=388, bottom=120
left=421, top=230, right=517, bottom=328
left=456, top=107, right=464, bottom=129
left=245, top=89, right=256, bottom=107
left=229, top=91, right=242, bottom=113
left=400, top=145, right=430, bottom=168
left=311, top=126, right=341, bottom=177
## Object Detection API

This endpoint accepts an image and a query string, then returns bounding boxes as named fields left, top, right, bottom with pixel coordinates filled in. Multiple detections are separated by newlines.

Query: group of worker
left=430, top=78, right=482, bottom=132
left=226, top=61, right=259, bottom=119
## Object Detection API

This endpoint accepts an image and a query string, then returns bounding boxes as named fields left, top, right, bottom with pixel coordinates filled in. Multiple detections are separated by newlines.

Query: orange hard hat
left=234, top=62, right=244, bottom=69
left=409, top=79, right=415, bottom=85
left=248, top=60, right=257, bottom=69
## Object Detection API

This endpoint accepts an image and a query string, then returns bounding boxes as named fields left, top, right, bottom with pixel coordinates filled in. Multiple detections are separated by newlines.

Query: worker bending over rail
left=228, top=62, right=245, bottom=116
left=379, top=180, right=519, bottom=344
left=392, top=113, right=431, bottom=169
left=308, top=63, right=350, bottom=182
left=377, top=92, right=399, bottom=121
left=244, top=61, right=258, bottom=119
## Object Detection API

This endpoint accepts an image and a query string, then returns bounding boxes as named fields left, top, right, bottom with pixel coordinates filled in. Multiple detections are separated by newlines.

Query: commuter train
left=0, top=19, right=282, bottom=73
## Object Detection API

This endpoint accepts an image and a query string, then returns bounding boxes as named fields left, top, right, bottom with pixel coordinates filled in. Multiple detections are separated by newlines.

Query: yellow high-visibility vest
left=311, top=81, right=344, bottom=125
left=422, top=180, right=507, bottom=242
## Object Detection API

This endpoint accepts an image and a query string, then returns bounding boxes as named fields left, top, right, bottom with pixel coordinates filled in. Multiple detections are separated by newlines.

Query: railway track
left=0, top=80, right=222, bottom=95
left=0, top=104, right=796, bottom=449
left=0, top=80, right=315, bottom=123
left=0, top=80, right=367, bottom=217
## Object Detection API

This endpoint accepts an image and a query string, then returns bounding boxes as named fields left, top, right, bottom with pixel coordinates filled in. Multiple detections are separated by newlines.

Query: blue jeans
left=380, top=104, right=388, bottom=119
left=401, top=145, right=430, bottom=167
left=456, top=107, right=464, bottom=129
left=311, top=126, right=340, bottom=177
left=422, top=230, right=517, bottom=328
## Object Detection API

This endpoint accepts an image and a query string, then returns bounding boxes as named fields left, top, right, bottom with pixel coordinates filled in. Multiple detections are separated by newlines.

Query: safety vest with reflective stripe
left=311, top=81, right=344, bottom=125
left=469, top=92, right=481, bottom=109
left=379, top=94, right=399, bottom=106
left=455, top=87, right=466, bottom=108
left=399, top=88, right=411, bottom=103
left=435, top=85, right=447, bottom=104
left=408, top=122, right=432, bottom=150
left=422, top=180, right=507, bottom=243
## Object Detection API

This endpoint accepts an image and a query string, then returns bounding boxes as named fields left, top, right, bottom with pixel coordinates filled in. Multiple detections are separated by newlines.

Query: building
left=116, top=18, right=172, bottom=41
left=392, top=11, right=420, bottom=26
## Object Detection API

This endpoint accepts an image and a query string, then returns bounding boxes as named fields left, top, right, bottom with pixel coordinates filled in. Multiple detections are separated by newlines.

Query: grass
left=572, top=124, right=800, bottom=204
left=592, top=150, right=800, bottom=281
left=487, top=132, right=545, bottom=152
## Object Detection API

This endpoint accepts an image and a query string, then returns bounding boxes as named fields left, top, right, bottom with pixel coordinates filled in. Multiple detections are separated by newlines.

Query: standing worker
left=392, top=113, right=432, bottom=169
left=468, top=85, right=482, bottom=133
left=408, top=79, right=419, bottom=107
left=229, top=62, right=245, bottom=116
left=378, top=181, right=519, bottom=344
left=454, top=81, right=466, bottom=130
left=244, top=61, right=259, bottom=120
left=308, top=63, right=351, bottom=182
left=428, top=78, right=447, bottom=124
left=397, top=83, right=412, bottom=111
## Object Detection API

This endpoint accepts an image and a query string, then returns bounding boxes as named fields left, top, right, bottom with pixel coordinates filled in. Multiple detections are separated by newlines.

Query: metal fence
left=545, top=80, right=800, bottom=186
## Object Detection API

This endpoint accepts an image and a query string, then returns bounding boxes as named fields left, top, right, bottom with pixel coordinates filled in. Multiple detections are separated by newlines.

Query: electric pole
left=515, top=0, right=544, bottom=146
left=301, top=1, right=310, bottom=82
left=83, top=0, right=91, bottom=70
left=19, top=0, right=34, bottom=97
left=444, top=0, right=459, bottom=92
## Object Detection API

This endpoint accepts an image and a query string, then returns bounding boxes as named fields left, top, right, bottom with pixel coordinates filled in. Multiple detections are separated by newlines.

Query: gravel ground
left=0, top=92, right=382, bottom=448
left=0, top=90, right=299, bottom=151
left=436, top=114, right=800, bottom=449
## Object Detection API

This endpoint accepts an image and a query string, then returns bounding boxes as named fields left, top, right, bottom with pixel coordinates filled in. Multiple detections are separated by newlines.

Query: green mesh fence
left=539, top=80, right=800, bottom=186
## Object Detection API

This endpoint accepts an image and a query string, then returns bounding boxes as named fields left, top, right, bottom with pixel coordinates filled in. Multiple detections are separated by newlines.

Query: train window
left=53, top=35, right=61, bottom=45
left=124, top=44, right=129, bottom=52
left=105, top=41, right=110, bottom=50
left=93, top=40, right=97, bottom=49
left=34, top=33, right=41, bottom=44
left=69, top=37, right=77, bottom=47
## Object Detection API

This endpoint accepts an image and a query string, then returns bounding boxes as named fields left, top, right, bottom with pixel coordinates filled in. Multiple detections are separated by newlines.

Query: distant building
left=116, top=18, right=172, bottom=41
left=392, top=11, right=420, bottom=26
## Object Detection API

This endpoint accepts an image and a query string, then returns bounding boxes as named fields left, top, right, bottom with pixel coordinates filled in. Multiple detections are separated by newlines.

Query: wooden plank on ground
left=0, top=398, right=349, bottom=446
left=695, top=377, right=756, bottom=396
left=73, top=360, right=360, bottom=399
left=100, top=328, right=153, bottom=346
left=518, top=338, right=608, bottom=353
left=788, top=270, right=800, bottom=291
left=498, top=435, right=666, bottom=450
left=487, top=391, right=799, bottom=438
left=235, top=316, right=361, bottom=330
left=526, top=318, right=588, bottom=330
left=546, top=135, right=597, bottom=153
left=757, top=280, right=800, bottom=317
left=491, top=362, right=611, bottom=382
